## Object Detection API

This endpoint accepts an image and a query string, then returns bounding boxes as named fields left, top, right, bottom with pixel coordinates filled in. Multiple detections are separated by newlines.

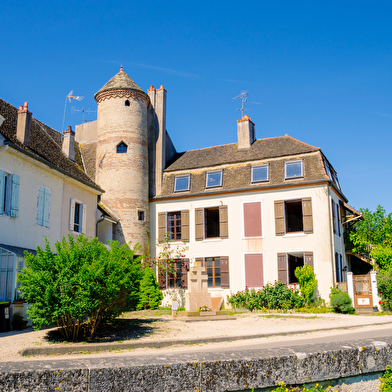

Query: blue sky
left=1, top=1, right=391, bottom=212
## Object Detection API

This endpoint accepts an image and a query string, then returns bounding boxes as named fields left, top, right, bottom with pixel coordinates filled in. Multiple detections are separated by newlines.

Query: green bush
left=18, top=235, right=142, bottom=341
left=330, top=292, right=354, bottom=314
left=377, top=269, right=392, bottom=311
left=380, top=366, right=392, bottom=392
left=294, top=264, right=317, bottom=305
left=269, top=381, right=332, bottom=391
left=227, top=281, right=305, bottom=311
left=137, top=266, right=163, bottom=310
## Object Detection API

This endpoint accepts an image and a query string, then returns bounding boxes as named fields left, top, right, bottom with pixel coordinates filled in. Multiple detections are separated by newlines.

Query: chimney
left=62, top=126, right=75, bottom=161
left=16, top=102, right=32, bottom=147
left=237, top=115, right=255, bottom=149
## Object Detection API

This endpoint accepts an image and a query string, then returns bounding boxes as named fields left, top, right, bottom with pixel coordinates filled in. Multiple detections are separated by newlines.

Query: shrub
left=380, top=366, right=392, bottom=392
left=294, top=264, right=317, bottom=305
left=330, top=292, right=354, bottom=314
left=18, top=235, right=142, bottom=341
left=377, top=269, right=392, bottom=311
left=227, top=281, right=305, bottom=311
left=137, top=266, right=163, bottom=310
left=269, top=381, right=332, bottom=391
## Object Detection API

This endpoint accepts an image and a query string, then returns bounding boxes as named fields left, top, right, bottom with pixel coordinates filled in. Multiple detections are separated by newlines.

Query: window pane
left=206, top=171, right=222, bottom=188
left=252, top=165, right=269, bottom=183
left=215, top=277, right=221, bottom=287
left=174, top=176, right=190, bottom=192
left=285, top=161, right=303, bottom=179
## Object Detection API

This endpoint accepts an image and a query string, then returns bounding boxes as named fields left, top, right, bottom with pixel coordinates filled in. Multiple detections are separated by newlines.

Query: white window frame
left=206, top=170, right=223, bottom=188
left=69, top=198, right=87, bottom=234
left=251, top=164, right=269, bottom=183
left=174, top=174, right=190, bottom=192
left=285, top=160, right=304, bottom=180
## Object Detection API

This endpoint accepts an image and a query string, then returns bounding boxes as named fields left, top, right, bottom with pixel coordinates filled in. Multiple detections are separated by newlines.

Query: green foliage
left=18, top=235, right=142, bottom=341
left=227, top=281, right=305, bottom=311
left=376, top=269, right=392, bottom=311
left=137, top=267, right=163, bottom=310
left=269, top=381, right=332, bottom=391
left=380, top=366, right=392, bottom=392
left=330, top=292, right=354, bottom=314
left=349, top=205, right=392, bottom=270
left=294, top=264, right=317, bottom=305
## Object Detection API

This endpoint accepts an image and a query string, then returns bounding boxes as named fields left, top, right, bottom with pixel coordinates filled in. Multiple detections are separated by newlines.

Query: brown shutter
left=304, top=252, right=314, bottom=269
left=195, top=257, right=205, bottom=268
left=220, top=256, right=230, bottom=288
left=331, top=200, right=336, bottom=234
left=277, top=253, right=287, bottom=285
left=181, top=258, right=190, bottom=289
left=245, top=254, right=263, bottom=287
left=244, top=202, right=262, bottom=237
left=302, top=198, right=313, bottom=234
left=158, top=267, right=166, bottom=290
left=181, top=210, right=189, bottom=242
left=274, top=200, right=285, bottom=236
left=158, top=212, right=166, bottom=242
left=195, top=208, right=204, bottom=241
left=219, top=205, right=228, bottom=239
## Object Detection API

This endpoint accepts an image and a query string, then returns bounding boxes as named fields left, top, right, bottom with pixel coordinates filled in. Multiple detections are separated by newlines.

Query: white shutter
left=10, top=174, right=20, bottom=218
left=69, top=199, right=76, bottom=231
left=43, top=188, right=51, bottom=228
left=0, top=170, right=5, bottom=215
left=37, top=186, right=45, bottom=225
left=82, top=204, right=87, bottom=234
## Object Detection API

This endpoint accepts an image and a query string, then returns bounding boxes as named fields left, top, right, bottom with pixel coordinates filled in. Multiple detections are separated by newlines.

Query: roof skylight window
left=174, top=175, right=190, bottom=192
left=251, top=164, right=269, bottom=183
left=285, top=160, right=303, bottom=180
left=206, top=170, right=223, bottom=188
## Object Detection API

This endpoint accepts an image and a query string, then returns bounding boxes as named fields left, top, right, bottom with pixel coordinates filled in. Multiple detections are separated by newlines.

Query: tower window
left=138, top=210, right=145, bottom=221
left=125, top=100, right=130, bottom=106
left=116, top=142, right=128, bottom=154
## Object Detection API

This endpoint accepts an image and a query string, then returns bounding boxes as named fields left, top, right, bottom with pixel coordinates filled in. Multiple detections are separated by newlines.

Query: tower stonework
left=94, top=68, right=149, bottom=252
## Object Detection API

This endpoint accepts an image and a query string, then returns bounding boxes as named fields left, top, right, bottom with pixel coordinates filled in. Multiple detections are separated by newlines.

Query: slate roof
left=94, top=68, right=144, bottom=99
left=165, top=135, right=320, bottom=172
left=0, top=98, right=102, bottom=191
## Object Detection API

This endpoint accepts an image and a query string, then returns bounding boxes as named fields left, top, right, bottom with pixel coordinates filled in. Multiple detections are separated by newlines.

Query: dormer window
left=125, top=100, right=130, bottom=106
left=116, top=142, right=127, bottom=154
left=206, top=170, right=222, bottom=188
left=285, top=160, right=303, bottom=180
left=174, top=175, right=190, bottom=192
left=251, top=164, right=269, bottom=183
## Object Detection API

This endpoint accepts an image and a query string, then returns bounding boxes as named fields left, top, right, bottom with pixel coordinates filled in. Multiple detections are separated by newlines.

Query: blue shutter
left=0, top=170, right=4, bottom=214
left=10, top=174, right=20, bottom=218
left=43, top=188, right=50, bottom=228
left=37, top=186, right=45, bottom=226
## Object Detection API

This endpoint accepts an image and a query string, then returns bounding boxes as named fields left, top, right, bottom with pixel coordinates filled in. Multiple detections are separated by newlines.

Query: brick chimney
left=62, top=126, right=75, bottom=161
left=237, top=115, right=255, bottom=149
left=16, top=102, right=32, bottom=147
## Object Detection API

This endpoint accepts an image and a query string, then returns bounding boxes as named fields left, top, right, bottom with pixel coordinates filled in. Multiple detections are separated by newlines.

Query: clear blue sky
left=1, top=1, right=391, bottom=212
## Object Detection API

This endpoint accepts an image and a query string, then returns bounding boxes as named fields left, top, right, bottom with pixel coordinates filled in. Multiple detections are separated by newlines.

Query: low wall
left=1, top=336, right=392, bottom=391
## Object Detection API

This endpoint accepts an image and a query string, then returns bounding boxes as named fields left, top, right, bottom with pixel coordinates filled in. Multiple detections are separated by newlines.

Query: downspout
left=0, top=144, right=9, bottom=153
left=327, top=186, right=336, bottom=287
left=96, top=215, right=105, bottom=238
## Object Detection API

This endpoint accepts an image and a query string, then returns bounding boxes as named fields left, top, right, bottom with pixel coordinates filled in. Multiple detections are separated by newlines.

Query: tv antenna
left=71, top=107, right=97, bottom=123
left=232, top=91, right=262, bottom=118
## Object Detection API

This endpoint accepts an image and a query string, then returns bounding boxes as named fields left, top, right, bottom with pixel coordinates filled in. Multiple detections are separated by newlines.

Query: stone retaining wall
left=1, top=336, right=392, bottom=391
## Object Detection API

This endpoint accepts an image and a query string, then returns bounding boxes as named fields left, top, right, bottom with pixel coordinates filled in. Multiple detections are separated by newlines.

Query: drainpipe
left=0, top=144, right=9, bottom=153
left=96, top=215, right=105, bottom=238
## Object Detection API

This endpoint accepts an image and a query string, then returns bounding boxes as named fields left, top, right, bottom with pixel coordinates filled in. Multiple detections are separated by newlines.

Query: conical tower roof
left=94, top=66, right=145, bottom=101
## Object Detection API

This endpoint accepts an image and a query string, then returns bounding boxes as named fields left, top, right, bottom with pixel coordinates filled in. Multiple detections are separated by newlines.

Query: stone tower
left=94, top=66, right=150, bottom=252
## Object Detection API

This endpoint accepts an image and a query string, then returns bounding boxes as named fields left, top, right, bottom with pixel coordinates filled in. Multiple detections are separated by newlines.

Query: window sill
left=202, top=238, right=223, bottom=243
left=282, top=232, right=307, bottom=238
left=284, top=176, right=304, bottom=181
left=243, top=236, right=264, bottom=240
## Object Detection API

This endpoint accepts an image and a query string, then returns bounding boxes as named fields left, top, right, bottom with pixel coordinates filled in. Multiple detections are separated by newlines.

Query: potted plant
left=12, top=313, right=28, bottom=330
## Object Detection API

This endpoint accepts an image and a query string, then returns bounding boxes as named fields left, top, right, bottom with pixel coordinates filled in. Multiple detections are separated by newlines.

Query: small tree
left=294, top=264, right=317, bottom=306
left=137, top=266, right=163, bottom=310
left=18, top=235, right=142, bottom=341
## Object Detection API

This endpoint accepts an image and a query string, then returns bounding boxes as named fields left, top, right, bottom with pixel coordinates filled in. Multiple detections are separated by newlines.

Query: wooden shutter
left=337, top=203, right=341, bottom=236
left=69, top=199, right=75, bottom=231
left=0, top=170, right=5, bottom=215
left=302, top=198, right=313, bottom=234
left=10, top=174, right=20, bottom=218
left=244, top=202, right=262, bottom=237
left=304, top=252, right=314, bottom=269
left=331, top=200, right=336, bottom=234
left=274, top=200, right=285, bottom=235
left=37, top=186, right=45, bottom=226
left=277, top=253, right=287, bottom=285
left=195, top=208, right=204, bottom=241
left=82, top=204, right=87, bottom=233
left=220, top=256, right=230, bottom=288
left=245, top=254, right=263, bottom=287
left=219, top=205, right=228, bottom=239
left=181, top=258, right=190, bottom=289
left=158, top=212, right=166, bottom=242
left=195, top=257, right=204, bottom=268
left=43, top=188, right=51, bottom=228
left=158, top=267, right=166, bottom=290
left=181, top=210, right=189, bottom=242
